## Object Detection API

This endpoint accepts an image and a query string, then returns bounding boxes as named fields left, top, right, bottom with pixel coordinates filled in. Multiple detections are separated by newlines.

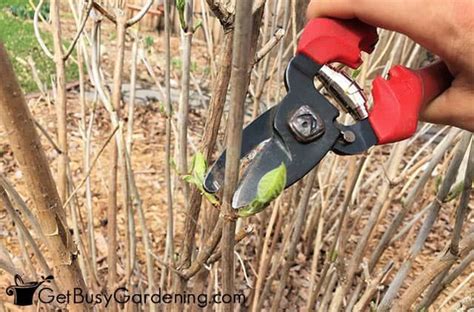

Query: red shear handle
left=368, top=62, right=453, bottom=144
left=297, top=18, right=378, bottom=68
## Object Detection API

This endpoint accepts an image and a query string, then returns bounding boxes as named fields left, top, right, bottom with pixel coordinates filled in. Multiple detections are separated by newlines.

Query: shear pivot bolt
left=342, top=130, right=356, bottom=143
left=289, top=105, right=325, bottom=143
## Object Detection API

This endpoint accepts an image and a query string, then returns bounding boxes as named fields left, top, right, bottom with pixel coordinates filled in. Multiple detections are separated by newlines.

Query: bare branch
left=353, top=262, right=394, bottom=312
left=126, top=0, right=154, bottom=27
left=162, top=0, right=175, bottom=293
left=63, top=0, right=93, bottom=61
left=34, top=119, right=63, bottom=154
left=206, top=0, right=234, bottom=30
left=418, top=251, right=474, bottom=309
left=50, top=0, right=69, bottom=202
left=206, top=225, right=254, bottom=265
left=450, top=136, right=473, bottom=255
left=221, top=2, right=254, bottom=309
left=106, top=12, right=128, bottom=298
left=33, top=0, right=54, bottom=59
left=379, top=132, right=472, bottom=311
left=0, top=184, right=59, bottom=292
left=181, top=219, right=224, bottom=279
left=254, top=27, right=285, bottom=64
left=272, top=169, right=318, bottom=310
left=393, top=233, right=474, bottom=311
left=62, top=125, right=119, bottom=209
left=252, top=0, right=267, bottom=14
left=92, top=1, right=117, bottom=24
left=369, top=129, right=460, bottom=271
left=0, top=43, right=87, bottom=308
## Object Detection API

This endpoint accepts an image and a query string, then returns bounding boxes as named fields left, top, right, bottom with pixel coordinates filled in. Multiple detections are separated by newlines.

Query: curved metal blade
left=203, top=106, right=277, bottom=194
left=232, top=130, right=335, bottom=209
left=231, top=138, right=290, bottom=208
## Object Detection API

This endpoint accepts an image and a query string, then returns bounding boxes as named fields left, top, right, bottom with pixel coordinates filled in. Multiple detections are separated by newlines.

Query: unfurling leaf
left=445, top=181, right=464, bottom=202
left=238, top=163, right=287, bottom=218
left=183, top=175, right=198, bottom=185
left=176, top=0, right=186, bottom=30
left=189, top=152, right=207, bottom=183
left=256, top=162, right=287, bottom=203
left=237, top=200, right=267, bottom=218
left=203, top=192, right=220, bottom=206
left=193, top=20, right=203, bottom=32
left=183, top=152, right=219, bottom=206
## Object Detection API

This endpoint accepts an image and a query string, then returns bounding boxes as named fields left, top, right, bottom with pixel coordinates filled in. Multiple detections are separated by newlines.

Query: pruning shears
left=203, top=18, right=452, bottom=209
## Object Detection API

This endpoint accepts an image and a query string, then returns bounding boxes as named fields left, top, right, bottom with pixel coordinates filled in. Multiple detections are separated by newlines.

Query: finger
left=417, top=61, right=453, bottom=106
left=420, top=77, right=474, bottom=131
left=306, top=0, right=450, bottom=51
left=307, top=0, right=422, bottom=31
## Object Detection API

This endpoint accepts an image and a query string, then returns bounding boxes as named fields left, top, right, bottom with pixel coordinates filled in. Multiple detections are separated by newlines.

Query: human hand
left=307, top=0, right=474, bottom=131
